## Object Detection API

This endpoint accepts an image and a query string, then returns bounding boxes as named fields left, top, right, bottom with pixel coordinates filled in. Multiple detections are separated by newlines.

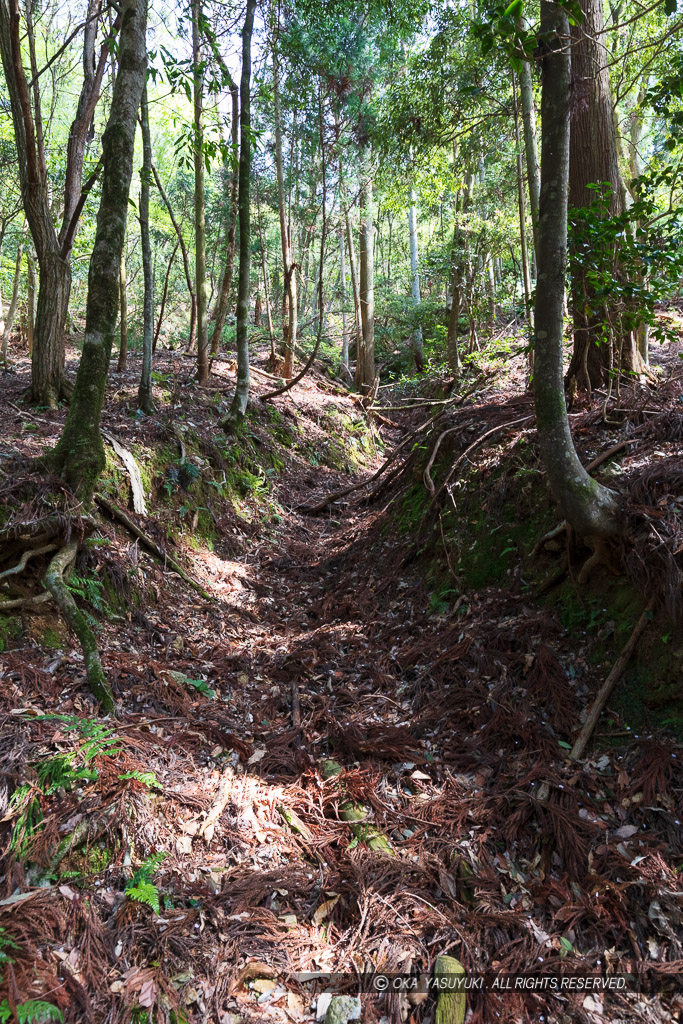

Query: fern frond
left=118, top=770, right=162, bottom=791
left=125, top=881, right=160, bottom=913
left=0, top=999, right=63, bottom=1024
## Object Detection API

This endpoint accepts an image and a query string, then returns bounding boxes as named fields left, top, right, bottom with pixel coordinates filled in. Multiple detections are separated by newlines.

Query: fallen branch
left=43, top=541, right=115, bottom=715
left=94, top=493, right=213, bottom=601
left=432, top=415, right=533, bottom=507
left=301, top=406, right=450, bottom=513
left=102, top=430, right=147, bottom=515
left=199, top=766, right=234, bottom=842
left=570, top=599, right=655, bottom=760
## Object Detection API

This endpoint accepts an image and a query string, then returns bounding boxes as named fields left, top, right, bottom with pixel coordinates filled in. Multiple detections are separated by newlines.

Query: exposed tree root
left=570, top=598, right=655, bottom=760
left=430, top=414, right=534, bottom=508
left=43, top=541, right=115, bottom=715
left=0, top=543, right=57, bottom=580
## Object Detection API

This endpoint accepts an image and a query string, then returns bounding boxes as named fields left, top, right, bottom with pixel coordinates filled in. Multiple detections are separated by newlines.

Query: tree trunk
left=517, top=35, right=541, bottom=259
left=117, top=247, right=128, bottom=371
left=137, top=84, right=154, bottom=413
left=356, top=150, right=375, bottom=392
left=566, top=0, right=644, bottom=391
left=408, top=185, right=424, bottom=372
left=339, top=226, right=349, bottom=368
left=26, top=250, right=35, bottom=357
left=513, top=76, right=533, bottom=360
left=193, top=0, right=208, bottom=384
left=0, top=231, right=24, bottom=365
left=227, top=0, right=256, bottom=422
left=151, top=162, right=196, bottom=347
left=0, top=0, right=120, bottom=407
left=50, top=0, right=148, bottom=500
left=447, top=245, right=461, bottom=375
left=534, top=0, right=620, bottom=539
left=210, top=66, right=239, bottom=355
left=154, top=240, right=178, bottom=351
left=272, top=28, right=297, bottom=378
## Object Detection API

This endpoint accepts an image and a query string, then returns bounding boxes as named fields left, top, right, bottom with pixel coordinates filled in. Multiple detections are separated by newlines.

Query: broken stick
left=570, top=598, right=655, bottom=760
left=94, top=493, right=213, bottom=601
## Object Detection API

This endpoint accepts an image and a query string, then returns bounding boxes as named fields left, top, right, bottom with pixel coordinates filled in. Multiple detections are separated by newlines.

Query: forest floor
left=0, top=333, right=682, bottom=1024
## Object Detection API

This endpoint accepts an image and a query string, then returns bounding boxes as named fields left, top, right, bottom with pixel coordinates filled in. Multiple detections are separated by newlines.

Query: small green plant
left=125, top=852, right=167, bottom=914
left=0, top=1000, right=63, bottom=1023
left=118, top=770, right=163, bottom=791
left=36, top=753, right=98, bottom=795
left=8, top=784, right=42, bottom=858
left=66, top=572, right=106, bottom=614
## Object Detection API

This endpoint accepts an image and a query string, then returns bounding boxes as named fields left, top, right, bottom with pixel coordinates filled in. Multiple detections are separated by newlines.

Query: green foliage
left=36, top=753, right=98, bottom=795
left=0, top=1000, right=63, bottom=1024
left=118, top=770, right=163, bottom=791
left=8, top=785, right=42, bottom=858
left=9, top=717, right=122, bottom=858
left=66, top=572, right=107, bottom=614
left=125, top=880, right=161, bottom=913
left=569, top=182, right=683, bottom=349
left=125, top=852, right=168, bottom=915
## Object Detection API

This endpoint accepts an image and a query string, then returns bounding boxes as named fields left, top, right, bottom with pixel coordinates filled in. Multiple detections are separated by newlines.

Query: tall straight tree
left=272, top=17, right=297, bottom=379
left=193, top=0, right=209, bottom=384
left=50, top=0, right=148, bottom=498
left=534, top=0, right=619, bottom=539
left=407, top=183, right=424, bottom=371
left=0, top=0, right=119, bottom=406
left=210, top=60, right=239, bottom=355
left=565, top=0, right=645, bottom=391
left=356, top=147, right=375, bottom=391
left=227, top=0, right=256, bottom=422
left=137, top=84, right=155, bottom=414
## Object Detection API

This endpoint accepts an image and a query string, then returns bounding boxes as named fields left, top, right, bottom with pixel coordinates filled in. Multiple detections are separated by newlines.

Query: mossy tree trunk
left=534, top=0, right=621, bottom=539
left=137, top=84, right=155, bottom=414
left=50, top=0, right=148, bottom=501
left=228, top=0, right=256, bottom=422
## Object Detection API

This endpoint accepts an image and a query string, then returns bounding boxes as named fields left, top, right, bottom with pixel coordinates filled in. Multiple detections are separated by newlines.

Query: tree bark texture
left=228, top=0, right=256, bottom=422
left=534, top=0, right=620, bottom=539
left=356, top=150, right=375, bottom=392
left=210, top=65, right=239, bottom=355
left=566, top=0, right=644, bottom=390
left=51, top=0, right=148, bottom=499
left=137, top=84, right=155, bottom=413
left=193, top=0, right=209, bottom=384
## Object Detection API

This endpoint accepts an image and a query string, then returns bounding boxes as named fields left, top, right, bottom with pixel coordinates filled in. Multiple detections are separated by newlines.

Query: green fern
left=0, top=927, right=18, bottom=968
left=8, top=785, right=43, bottom=857
left=125, top=881, right=160, bottom=913
left=37, top=753, right=98, bottom=795
left=118, top=770, right=162, bottom=791
left=0, top=998, right=63, bottom=1023
left=125, top=852, right=167, bottom=914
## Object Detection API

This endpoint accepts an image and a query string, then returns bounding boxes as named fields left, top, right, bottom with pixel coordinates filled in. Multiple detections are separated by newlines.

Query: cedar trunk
left=534, top=0, right=620, bottom=539
left=566, top=0, right=644, bottom=391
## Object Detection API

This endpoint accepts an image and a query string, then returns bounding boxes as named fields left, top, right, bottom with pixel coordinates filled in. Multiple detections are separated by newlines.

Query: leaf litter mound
left=0, top=344, right=681, bottom=1024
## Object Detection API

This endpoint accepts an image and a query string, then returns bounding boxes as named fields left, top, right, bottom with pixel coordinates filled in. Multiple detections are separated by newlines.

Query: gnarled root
left=43, top=541, right=115, bottom=715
